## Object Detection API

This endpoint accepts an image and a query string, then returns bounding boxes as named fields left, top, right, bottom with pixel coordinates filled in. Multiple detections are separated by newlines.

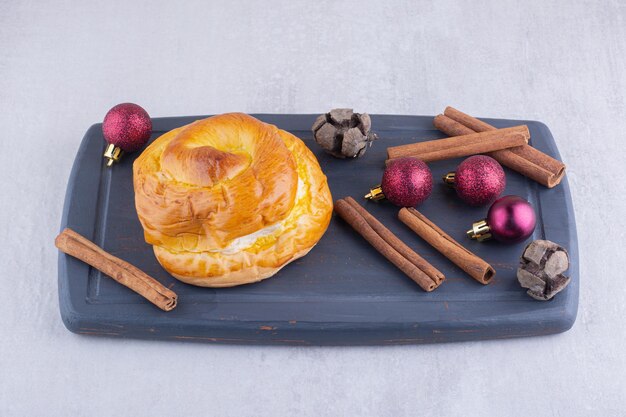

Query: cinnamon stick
left=344, top=197, right=444, bottom=284
left=437, top=107, right=566, bottom=188
left=435, top=114, right=566, bottom=185
left=433, top=114, right=475, bottom=136
left=385, top=125, right=529, bottom=164
left=398, top=208, right=495, bottom=285
left=443, top=107, right=495, bottom=132
left=335, top=199, right=444, bottom=291
left=55, top=228, right=177, bottom=311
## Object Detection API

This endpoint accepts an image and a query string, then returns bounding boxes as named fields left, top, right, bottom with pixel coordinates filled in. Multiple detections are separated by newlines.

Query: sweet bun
left=133, top=113, right=333, bottom=287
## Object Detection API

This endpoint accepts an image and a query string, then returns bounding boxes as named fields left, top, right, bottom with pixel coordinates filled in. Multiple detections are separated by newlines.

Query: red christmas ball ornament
left=443, top=155, right=505, bottom=206
left=467, top=195, right=536, bottom=243
left=102, top=103, right=152, bottom=166
left=365, top=157, right=433, bottom=207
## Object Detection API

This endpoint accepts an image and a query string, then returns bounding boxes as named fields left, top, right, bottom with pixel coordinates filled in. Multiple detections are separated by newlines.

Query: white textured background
left=1, top=1, right=625, bottom=416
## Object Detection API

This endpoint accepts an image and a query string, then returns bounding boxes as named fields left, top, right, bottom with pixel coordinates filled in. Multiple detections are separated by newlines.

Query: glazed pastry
left=133, top=113, right=333, bottom=287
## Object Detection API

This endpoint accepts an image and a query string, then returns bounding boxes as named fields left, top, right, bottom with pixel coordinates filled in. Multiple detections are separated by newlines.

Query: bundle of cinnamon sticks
left=335, top=197, right=444, bottom=291
left=335, top=198, right=494, bottom=289
left=387, top=107, right=566, bottom=188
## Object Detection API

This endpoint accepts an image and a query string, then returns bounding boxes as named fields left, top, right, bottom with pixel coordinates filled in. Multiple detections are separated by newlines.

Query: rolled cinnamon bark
left=433, top=114, right=475, bottom=136
left=344, top=197, right=444, bottom=284
left=335, top=199, right=443, bottom=291
left=443, top=107, right=495, bottom=132
left=490, top=146, right=565, bottom=187
left=386, top=125, right=529, bottom=164
left=398, top=208, right=495, bottom=285
left=55, top=228, right=178, bottom=311
left=439, top=107, right=566, bottom=188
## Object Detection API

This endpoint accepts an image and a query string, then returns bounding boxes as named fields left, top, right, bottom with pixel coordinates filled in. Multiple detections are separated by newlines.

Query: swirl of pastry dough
left=133, top=113, right=333, bottom=287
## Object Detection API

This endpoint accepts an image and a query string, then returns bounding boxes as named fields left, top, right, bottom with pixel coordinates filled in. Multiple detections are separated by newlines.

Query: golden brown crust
left=133, top=113, right=333, bottom=287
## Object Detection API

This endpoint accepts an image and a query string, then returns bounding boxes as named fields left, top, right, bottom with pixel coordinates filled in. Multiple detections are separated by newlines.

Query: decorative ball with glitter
left=102, top=103, right=152, bottom=166
left=443, top=155, right=505, bottom=206
left=366, top=157, right=433, bottom=207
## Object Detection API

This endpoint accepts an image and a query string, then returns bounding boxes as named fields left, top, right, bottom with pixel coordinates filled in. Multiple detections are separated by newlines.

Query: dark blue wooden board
left=58, top=114, right=578, bottom=345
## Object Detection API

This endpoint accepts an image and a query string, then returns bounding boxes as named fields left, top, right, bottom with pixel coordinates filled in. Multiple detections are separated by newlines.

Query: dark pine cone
left=312, top=108, right=378, bottom=158
left=517, top=240, right=571, bottom=301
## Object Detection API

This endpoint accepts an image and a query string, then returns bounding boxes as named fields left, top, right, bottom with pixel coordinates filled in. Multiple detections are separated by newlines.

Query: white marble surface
left=1, top=1, right=625, bottom=415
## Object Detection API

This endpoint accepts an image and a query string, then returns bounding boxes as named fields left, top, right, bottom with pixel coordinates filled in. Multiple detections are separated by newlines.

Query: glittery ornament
left=467, top=195, right=536, bottom=243
left=365, top=157, right=433, bottom=207
left=102, top=103, right=152, bottom=166
left=443, top=155, right=505, bottom=206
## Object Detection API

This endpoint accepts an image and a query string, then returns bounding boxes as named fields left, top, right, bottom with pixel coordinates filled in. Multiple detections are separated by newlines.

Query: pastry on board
left=133, top=113, right=333, bottom=287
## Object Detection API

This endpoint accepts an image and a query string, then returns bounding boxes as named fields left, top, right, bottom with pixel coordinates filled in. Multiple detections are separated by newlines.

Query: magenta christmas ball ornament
left=365, top=157, right=433, bottom=207
left=102, top=103, right=152, bottom=166
left=443, top=155, right=506, bottom=206
left=467, top=195, right=536, bottom=243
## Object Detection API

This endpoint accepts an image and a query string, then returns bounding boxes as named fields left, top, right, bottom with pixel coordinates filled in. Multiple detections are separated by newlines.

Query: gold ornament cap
left=103, top=143, right=124, bottom=167
left=364, top=185, right=385, bottom=201
left=443, top=172, right=456, bottom=186
left=467, top=219, right=492, bottom=241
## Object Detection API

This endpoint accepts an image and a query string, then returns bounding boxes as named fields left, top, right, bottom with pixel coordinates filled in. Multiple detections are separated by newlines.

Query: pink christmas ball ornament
left=467, top=195, right=536, bottom=244
left=365, top=157, right=433, bottom=207
left=101, top=103, right=152, bottom=167
left=102, top=103, right=152, bottom=152
left=444, top=155, right=506, bottom=206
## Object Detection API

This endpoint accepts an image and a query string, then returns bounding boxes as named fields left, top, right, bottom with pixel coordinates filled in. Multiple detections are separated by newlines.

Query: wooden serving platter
left=58, top=114, right=578, bottom=345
